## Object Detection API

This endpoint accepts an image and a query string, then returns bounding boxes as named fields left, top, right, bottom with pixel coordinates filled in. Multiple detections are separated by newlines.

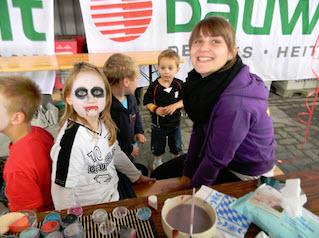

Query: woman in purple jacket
left=179, top=16, right=276, bottom=188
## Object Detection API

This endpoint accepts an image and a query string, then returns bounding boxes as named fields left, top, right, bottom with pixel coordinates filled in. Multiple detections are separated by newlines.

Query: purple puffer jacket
left=183, top=65, right=276, bottom=187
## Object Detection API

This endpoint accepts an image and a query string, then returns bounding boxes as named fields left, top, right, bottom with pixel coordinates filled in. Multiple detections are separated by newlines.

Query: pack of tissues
left=230, top=178, right=319, bottom=238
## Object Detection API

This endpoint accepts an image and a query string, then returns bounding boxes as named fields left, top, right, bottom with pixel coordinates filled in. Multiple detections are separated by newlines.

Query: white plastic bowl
left=161, top=195, right=217, bottom=238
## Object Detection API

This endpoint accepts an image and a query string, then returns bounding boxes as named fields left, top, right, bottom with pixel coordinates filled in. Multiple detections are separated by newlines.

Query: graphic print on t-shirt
left=87, top=145, right=115, bottom=184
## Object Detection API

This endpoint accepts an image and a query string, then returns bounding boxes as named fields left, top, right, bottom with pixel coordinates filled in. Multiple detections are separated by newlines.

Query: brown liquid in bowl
left=166, top=204, right=213, bottom=234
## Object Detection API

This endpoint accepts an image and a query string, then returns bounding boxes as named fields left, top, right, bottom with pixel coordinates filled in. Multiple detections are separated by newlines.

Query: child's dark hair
left=0, top=76, right=41, bottom=122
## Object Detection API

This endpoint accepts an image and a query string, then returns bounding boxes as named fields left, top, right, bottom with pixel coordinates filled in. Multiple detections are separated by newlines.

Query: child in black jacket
left=103, top=53, right=148, bottom=176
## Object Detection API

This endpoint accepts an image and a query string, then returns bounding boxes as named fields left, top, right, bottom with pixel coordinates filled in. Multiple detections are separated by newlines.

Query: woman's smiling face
left=190, top=34, right=234, bottom=77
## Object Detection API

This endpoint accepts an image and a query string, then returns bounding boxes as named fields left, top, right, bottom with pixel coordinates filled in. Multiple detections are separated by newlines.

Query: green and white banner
left=0, top=0, right=55, bottom=94
left=80, top=0, right=319, bottom=82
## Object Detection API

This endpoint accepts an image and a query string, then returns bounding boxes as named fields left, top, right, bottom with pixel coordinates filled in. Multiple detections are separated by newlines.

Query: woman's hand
left=135, top=175, right=156, bottom=184
left=179, top=176, right=191, bottom=189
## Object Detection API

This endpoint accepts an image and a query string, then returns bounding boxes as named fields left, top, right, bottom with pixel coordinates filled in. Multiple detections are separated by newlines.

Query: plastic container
left=91, top=209, right=107, bottom=224
left=19, top=227, right=40, bottom=238
left=40, top=221, right=60, bottom=237
left=63, top=223, right=84, bottom=238
left=45, top=231, right=63, bottom=238
left=67, top=206, right=83, bottom=218
left=112, top=206, right=128, bottom=219
left=43, top=212, right=61, bottom=224
left=61, top=214, right=78, bottom=229
left=98, top=221, right=115, bottom=235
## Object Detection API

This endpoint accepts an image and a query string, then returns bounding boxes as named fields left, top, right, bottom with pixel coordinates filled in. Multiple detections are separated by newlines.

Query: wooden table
left=0, top=51, right=161, bottom=73
left=40, top=170, right=319, bottom=237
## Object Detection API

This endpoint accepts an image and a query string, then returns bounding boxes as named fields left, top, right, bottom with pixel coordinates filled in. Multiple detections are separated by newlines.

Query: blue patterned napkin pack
left=196, top=185, right=249, bottom=238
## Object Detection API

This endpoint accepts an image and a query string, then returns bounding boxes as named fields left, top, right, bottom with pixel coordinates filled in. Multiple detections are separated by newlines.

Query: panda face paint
left=69, top=71, right=106, bottom=120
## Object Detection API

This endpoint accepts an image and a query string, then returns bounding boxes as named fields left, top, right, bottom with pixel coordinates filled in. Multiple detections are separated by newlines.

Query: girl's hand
left=131, top=146, right=139, bottom=158
left=135, top=134, right=146, bottom=144
left=135, top=175, right=156, bottom=183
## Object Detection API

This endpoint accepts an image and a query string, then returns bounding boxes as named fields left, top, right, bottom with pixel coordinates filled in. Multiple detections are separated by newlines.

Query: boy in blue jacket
left=103, top=53, right=148, bottom=176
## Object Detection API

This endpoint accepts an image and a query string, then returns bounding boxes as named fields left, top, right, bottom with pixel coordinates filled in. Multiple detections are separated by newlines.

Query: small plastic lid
left=61, top=214, right=78, bottom=228
left=67, top=206, right=83, bottom=218
left=63, top=223, right=84, bottom=238
left=19, top=210, right=37, bottom=227
left=91, top=209, right=107, bottom=224
left=119, top=226, right=137, bottom=237
left=40, top=221, right=60, bottom=235
left=112, top=206, right=128, bottom=219
left=45, top=231, right=63, bottom=238
left=136, top=207, right=152, bottom=221
left=98, top=221, right=116, bottom=235
left=44, top=212, right=61, bottom=223
left=19, top=227, right=40, bottom=238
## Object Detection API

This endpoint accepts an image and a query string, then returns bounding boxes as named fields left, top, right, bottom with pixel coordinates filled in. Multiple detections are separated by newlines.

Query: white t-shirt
left=51, top=120, right=141, bottom=210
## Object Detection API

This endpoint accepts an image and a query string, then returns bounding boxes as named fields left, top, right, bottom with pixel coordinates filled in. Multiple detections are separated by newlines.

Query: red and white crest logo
left=90, top=0, right=153, bottom=42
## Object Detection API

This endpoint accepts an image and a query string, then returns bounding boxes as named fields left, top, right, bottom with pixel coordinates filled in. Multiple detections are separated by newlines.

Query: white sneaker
left=152, top=158, right=163, bottom=170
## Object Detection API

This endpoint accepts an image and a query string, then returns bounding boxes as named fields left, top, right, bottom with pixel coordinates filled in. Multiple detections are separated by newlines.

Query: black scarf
left=183, top=55, right=243, bottom=124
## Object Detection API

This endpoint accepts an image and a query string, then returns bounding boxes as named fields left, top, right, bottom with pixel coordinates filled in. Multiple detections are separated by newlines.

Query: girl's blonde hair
left=189, top=16, right=237, bottom=71
left=61, top=62, right=116, bottom=145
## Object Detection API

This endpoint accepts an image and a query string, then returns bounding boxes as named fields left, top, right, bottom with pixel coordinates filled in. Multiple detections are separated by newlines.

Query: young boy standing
left=143, top=49, right=184, bottom=170
left=0, top=76, right=54, bottom=212
left=103, top=53, right=148, bottom=176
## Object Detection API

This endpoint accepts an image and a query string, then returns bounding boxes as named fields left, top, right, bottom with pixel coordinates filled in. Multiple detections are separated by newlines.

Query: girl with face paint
left=50, top=62, right=153, bottom=210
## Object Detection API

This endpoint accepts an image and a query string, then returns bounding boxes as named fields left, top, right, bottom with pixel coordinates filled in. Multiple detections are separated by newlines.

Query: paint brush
left=189, top=187, right=195, bottom=237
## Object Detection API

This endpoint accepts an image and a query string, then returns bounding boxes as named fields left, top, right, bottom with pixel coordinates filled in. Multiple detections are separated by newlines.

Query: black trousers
left=117, top=171, right=136, bottom=200
left=117, top=162, right=148, bottom=200
left=150, top=154, right=241, bottom=185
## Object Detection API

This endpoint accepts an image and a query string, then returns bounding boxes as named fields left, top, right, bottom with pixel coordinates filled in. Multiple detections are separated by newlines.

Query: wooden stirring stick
left=189, top=187, right=195, bottom=237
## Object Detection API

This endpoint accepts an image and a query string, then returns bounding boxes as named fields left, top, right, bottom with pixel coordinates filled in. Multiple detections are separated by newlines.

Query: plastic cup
left=43, top=212, right=61, bottom=224
left=45, top=231, right=63, bottom=238
left=98, top=221, right=116, bottom=235
left=19, top=227, right=40, bottom=238
left=67, top=206, right=83, bottom=218
left=91, top=209, right=107, bottom=224
left=112, top=206, right=128, bottom=219
left=61, top=214, right=78, bottom=229
left=63, top=223, right=84, bottom=238
left=136, top=207, right=152, bottom=221
left=40, top=221, right=60, bottom=237
left=22, top=211, right=37, bottom=227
